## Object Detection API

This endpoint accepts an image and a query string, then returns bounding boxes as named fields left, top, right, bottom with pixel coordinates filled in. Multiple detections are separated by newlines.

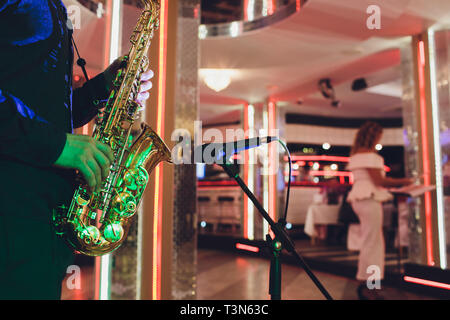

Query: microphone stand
left=219, top=162, right=333, bottom=300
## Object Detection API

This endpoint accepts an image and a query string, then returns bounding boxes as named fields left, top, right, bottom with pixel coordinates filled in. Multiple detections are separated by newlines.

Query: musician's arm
left=0, top=0, right=19, bottom=11
left=72, top=73, right=110, bottom=129
left=72, top=57, right=153, bottom=129
left=0, top=88, right=67, bottom=166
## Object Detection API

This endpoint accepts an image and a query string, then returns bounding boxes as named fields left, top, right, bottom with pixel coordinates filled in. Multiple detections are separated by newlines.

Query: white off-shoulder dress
left=346, top=152, right=391, bottom=281
left=347, top=152, right=393, bottom=203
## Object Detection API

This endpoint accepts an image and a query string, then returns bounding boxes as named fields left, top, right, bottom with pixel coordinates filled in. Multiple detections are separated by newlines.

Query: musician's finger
left=139, top=80, right=152, bottom=93
left=141, top=69, right=154, bottom=81
left=137, top=92, right=149, bottom=103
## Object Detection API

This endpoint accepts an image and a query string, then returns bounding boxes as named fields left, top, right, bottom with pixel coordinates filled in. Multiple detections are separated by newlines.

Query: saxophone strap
left=70, top=30, right=102, bottom=107
left=71, top=34, right=90, bottom=83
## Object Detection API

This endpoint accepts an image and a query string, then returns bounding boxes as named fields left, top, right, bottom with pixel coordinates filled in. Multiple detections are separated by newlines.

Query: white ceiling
left=65, top=0, right=450, bottom=124
left=199, top=0, right=450, bottom=124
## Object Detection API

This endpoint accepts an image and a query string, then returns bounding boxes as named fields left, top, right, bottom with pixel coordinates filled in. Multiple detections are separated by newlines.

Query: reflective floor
left=62, top=247, right=436, bottom=300
left=196, top=249, right=431, bottom=300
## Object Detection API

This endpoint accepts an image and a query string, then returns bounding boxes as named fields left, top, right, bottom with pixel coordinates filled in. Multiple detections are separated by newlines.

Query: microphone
left=194, top=136, right=278, bottom=164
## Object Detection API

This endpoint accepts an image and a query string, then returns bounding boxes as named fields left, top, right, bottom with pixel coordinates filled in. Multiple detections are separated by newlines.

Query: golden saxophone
left=53, top=0, right=172, bottom=256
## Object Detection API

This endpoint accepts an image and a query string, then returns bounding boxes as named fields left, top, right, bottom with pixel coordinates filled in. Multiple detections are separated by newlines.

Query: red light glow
left=404, top=276, right=450, bottom=290
left=417, top=39, right=434, bottom=266
left=243, top=103, right=249, bottom=239
left=153, top=0, right=168, bottom=300
left=286, top=155, right=390, bottom=172
left=268, top=101, right=276, bottom=239
left=236, top=243, right=260, bottom=253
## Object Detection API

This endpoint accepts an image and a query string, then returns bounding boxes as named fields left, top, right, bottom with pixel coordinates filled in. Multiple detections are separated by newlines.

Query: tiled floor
left=62, top=246, right=438, bottom=300
left=196, top=249, right=433, bottom=300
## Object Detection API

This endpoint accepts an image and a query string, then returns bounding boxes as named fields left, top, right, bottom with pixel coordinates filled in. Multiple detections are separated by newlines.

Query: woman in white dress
left=347, top=122, right=411, bottom=299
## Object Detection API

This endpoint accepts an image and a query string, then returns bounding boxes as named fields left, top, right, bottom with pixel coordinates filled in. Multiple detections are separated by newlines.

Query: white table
left=304, top=203, right=342, bottom=238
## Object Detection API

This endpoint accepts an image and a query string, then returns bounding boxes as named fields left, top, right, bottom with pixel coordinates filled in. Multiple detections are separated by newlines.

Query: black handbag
left=338, top=192, right=360, bottom=224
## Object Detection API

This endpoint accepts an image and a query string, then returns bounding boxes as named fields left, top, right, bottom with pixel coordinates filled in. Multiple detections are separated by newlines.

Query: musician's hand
left=54, top=134, right=114, bottom=192
left=136, top=69, right=154, bottom=107
left=103, top=56, right=154, bottom=107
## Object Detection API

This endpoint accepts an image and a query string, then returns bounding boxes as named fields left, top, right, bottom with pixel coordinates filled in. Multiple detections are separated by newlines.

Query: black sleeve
left=0, top=0, right=20, bottom=11
left=72, top=72, right=110, bottom=128
left=0, top=89, right=67, bottom=167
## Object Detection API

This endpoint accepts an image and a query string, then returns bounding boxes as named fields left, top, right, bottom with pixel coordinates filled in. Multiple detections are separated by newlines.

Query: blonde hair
left=351, top=121, right=383, bottom=155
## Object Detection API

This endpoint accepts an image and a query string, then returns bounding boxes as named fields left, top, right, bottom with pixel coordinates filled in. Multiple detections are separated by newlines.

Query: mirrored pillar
left=401, top=29, right=450, bottom=270
left=138, top=0, right=200, bottom=300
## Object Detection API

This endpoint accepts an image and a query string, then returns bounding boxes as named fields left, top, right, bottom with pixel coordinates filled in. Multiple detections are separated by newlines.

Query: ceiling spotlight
left=318, top=78, right=340, bottom=108
left=375, top=144, right=383, bottom=151
left=322, top=142, right=331, bottom=150
left=200, top=69, right=236, bottom=92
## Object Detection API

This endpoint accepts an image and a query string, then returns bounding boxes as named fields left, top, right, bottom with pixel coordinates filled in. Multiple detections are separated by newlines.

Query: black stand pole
left=219, top=163, right=333, bottom=300
left=267, top=234, right=282, bottom=300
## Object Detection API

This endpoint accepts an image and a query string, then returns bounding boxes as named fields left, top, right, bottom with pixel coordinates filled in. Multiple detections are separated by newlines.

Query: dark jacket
left=0, top=0, right=109, bottom=221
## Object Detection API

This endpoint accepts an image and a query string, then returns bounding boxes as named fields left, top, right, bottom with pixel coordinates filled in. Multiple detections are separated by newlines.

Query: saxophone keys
left=140, top=55, right=149, bottom=71
left=76, top=192, right=90, bottom=206
left=103, top=222, right=124, bottom=243
left=78, top=225, right=101, bottom=245
left=111, top=192, right=137, bottom=218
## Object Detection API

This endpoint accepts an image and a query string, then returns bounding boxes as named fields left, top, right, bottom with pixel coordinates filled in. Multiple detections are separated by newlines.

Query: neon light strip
left=103, top=1, right=112, bottom=68
left=246, top=0, right=255, bottom=21
left=152, top=0, right=168, bottom=300
left=289, top=155, right=350, bottom=162
left=243, top=104, right=249, bottom=239
left=262, top=110, right=269, bottom=235
left=268, top=101, right=276, bottom=238
left=247, top=105, right=255, bottom=240
left=109, top=0, right=121, bottom=63
left=428, top=29, right=447, bottom=269
left=417, top=39, right=434, bottom=266
left=243, top=103, right=254, bottom=240
left=404, top=276, right=450, bottom=290
left=236, top=243, right=260, bottom=253
left=98, top=0, right=122, bottom=301
left=309, top=170, right=353, bottom=177
left=269, top=0, right=276, bottom=15
left=262, top=0, right=275, bottom=16
left=286, top=155, right=390, bottom=172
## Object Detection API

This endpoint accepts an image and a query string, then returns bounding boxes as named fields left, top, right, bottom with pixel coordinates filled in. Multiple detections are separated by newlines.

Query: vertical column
left=268, top=101, right=277, bottom=230
left=402, top=31, right=448, bottom=268
left=401, top=40, right=423, bottom=266
left=243, top=103, right=255, bottom=240
left=139, top=0, right=200, bottom=300
left=415, top=33, right=437, bottom=267
left=261, top=100, right=285, bottom=237
left=430, top=29, right=450, bottom=270
left=252, top=103, right=266, bottom=240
